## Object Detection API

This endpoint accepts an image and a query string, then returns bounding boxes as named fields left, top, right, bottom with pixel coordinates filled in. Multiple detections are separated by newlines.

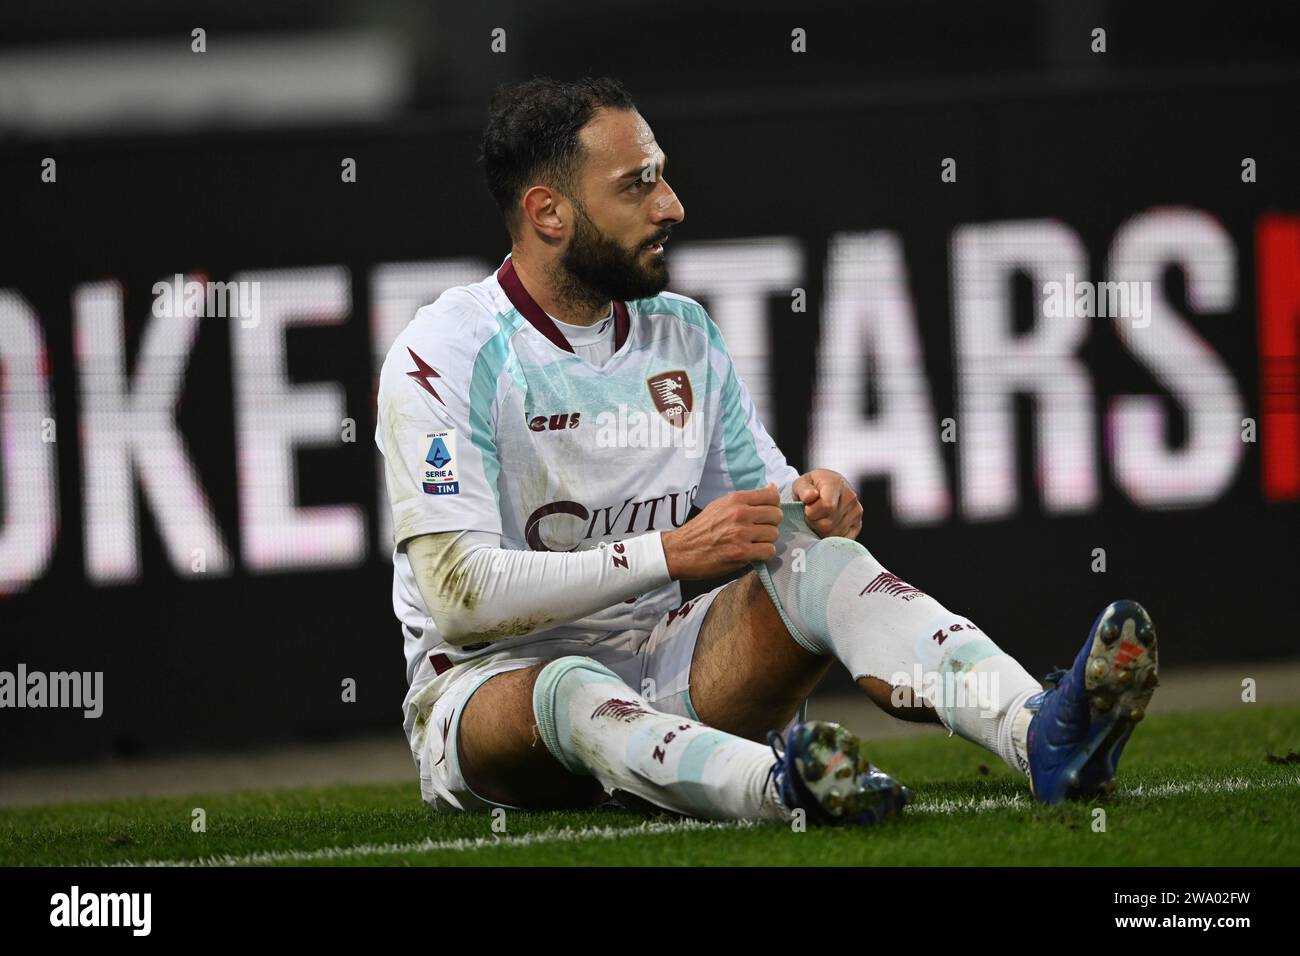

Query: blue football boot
left=1025, top=599, right=1160, bottom=804
left=766, top=720, right=913, bottom=825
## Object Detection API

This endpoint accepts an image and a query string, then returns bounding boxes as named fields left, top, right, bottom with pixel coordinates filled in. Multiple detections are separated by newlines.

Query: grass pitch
left=4, top=703, right=1298, bottom=867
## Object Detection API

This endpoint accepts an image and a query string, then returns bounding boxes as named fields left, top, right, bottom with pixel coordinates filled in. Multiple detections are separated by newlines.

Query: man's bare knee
left=689, top=574, right=831, bottom=741
left=459, top=661, right=605, bottom=810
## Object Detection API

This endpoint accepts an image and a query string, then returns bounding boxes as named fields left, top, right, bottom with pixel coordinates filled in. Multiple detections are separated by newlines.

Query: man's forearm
left=406, top=530, right=672, bottom=646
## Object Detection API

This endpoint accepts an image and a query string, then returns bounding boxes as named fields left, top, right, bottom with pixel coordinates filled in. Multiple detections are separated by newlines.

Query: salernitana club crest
left=646, top=370, right=693, bottom=428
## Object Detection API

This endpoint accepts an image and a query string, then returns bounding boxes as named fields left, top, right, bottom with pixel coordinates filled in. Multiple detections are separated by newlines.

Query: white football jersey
left=376, top=256, right=798, bottom=734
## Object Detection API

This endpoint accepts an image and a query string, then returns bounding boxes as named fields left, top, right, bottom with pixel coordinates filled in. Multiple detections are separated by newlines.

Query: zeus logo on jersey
left=528, top=412, right=581, bottom=432
left=422, top=430, right=459, bottom=495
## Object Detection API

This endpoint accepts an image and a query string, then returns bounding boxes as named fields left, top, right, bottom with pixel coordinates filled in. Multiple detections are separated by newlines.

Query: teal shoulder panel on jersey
left=467, top=308, right=525, bottom=510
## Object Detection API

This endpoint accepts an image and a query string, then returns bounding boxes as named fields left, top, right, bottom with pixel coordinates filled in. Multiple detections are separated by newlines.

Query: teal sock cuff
left=531, top=656, right=621, bottom=775
left=777, top=500, right=811, bottom=535
left=755, top=503, right=825, bottom=655
left=756, top=562, right=823, bottom=655
left=756, top=503, right=865, bottom=658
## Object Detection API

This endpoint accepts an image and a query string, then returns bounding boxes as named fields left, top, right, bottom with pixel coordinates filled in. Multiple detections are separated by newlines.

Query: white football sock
left=757, top=503, right=1041, bottom=776
left=532, top=656, right=789, bottom=821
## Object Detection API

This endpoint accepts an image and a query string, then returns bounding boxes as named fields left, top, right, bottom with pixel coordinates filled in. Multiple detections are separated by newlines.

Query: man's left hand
left=791, top=469, right=863, bottom=539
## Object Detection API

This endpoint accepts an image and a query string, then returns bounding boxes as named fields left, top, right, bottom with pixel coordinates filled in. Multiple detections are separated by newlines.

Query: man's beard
left=553, top=201, right=671, bottom=310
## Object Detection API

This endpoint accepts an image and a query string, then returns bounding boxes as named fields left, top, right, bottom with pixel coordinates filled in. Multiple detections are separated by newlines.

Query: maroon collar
left=496, top=257, right=630, bottom=354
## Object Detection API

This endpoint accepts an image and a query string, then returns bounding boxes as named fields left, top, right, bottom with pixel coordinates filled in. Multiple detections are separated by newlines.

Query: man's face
left=560, top=108, right=684, bottom=301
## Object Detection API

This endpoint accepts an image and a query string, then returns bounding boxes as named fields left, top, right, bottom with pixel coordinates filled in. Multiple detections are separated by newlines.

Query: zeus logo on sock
left=422, top=430, right=459, bottom=495
left=591, top=698, right=652, bottom=723
left=860, top=571, right=927, bottom=602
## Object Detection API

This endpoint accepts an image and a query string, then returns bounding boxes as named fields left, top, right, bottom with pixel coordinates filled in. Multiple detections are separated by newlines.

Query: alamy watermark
left=1043, top=273, right=1152, bottom=328
left=0, top=664, right=103, bottom=718
left=152, top=274, right=261, bottom=327
left=50, top=886, right=150, bottom=935
left=595, top=403, right=706, bottom=459
left=887, top=664, right=1001, bottom=718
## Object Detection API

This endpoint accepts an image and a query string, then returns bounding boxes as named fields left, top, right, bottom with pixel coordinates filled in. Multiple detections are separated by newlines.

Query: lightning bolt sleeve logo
left=405, top=348, right=444, bottom=405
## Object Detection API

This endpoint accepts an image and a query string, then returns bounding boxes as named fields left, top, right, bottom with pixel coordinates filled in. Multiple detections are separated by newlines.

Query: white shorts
left=414, top=584, right=726, bottom=813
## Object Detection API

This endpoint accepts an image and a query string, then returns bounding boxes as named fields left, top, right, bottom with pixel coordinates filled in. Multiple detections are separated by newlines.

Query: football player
left=376, top=76, right=1159, bottom=824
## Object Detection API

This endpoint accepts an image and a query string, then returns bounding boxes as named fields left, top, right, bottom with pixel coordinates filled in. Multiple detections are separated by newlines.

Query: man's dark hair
left=480, top=76, right=637, bottom=238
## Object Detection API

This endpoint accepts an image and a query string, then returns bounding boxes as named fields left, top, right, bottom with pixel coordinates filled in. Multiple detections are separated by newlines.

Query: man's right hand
left=661, top=484, right=784, bottom=580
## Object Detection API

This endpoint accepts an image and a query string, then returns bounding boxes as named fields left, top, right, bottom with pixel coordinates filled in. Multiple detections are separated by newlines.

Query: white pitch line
left=911, top=773, right=1300, bottom=815
left=105, top=818, right=755, bottom=868
left=99, top=773, right=1300, bottom=867
left=1119, top=775, right=1300, bottom=799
